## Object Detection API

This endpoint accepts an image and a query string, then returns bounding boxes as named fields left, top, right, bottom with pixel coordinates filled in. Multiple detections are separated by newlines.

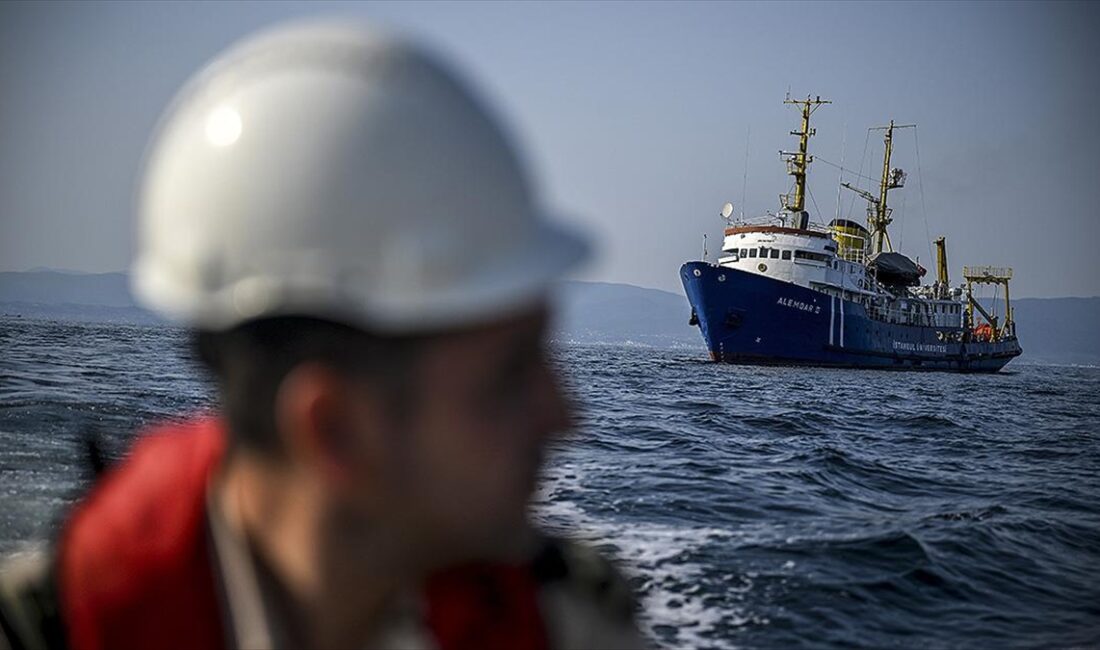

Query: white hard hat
left=132, top=21, right=588, bottom=333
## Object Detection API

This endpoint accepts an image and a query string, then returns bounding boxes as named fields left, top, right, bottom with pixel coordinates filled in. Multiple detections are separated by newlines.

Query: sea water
left=2, top=316, right=1098, bottom=648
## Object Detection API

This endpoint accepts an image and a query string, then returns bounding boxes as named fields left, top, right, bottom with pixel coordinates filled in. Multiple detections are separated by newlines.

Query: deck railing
left=963, top=266, right=1012, bottom=281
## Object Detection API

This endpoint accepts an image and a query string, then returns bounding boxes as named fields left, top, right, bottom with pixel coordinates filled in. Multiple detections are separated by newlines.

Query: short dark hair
left=194, top=316, right=424, bottom=456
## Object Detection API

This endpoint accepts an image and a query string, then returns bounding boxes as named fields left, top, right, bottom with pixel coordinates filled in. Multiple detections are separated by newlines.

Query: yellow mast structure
left=842, top=120, right=915, bottom=255
left=780, top=95, right=830, bottom=218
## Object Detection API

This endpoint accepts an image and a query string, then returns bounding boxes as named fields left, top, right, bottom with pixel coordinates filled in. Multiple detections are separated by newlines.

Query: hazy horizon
left=2, top=1, right=1097, bottom=299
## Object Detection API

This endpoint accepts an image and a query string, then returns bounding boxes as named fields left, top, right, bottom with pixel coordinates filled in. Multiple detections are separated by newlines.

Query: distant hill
left=0, top=270, right=161, bottom=325
left=0, top=271, right=134, bottom=307
left=554, top=281, right=700, bottom=348
left=1006, top=297, right=1099, bottom=365
left=1, top=270, right=1096, bottom=364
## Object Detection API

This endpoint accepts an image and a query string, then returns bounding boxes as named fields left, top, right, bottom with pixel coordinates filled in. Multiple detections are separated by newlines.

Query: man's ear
left=274, top=363, right=387, bottom=492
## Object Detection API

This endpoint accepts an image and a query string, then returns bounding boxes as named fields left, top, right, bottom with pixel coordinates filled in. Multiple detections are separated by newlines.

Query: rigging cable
left=740, top=124, right=751, bottom=220
left=816, top=156, right=879, bottom=184
left=834, top=122, right=848, bottom=223
left=913, top=126, right=934, bottom=270
left=898, top=192, right=908, bottom=254
left=845, top=128, right=873, bottom=221
left=808, top=185, right=824, bottom=225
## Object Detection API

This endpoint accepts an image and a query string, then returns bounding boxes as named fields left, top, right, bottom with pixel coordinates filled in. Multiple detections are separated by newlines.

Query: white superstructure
left=714, top=221, right=967, bottom=330
left=717, top=224, right=868, bottom=292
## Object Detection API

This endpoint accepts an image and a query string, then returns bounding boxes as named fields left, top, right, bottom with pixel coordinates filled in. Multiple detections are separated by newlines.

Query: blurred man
left=0, top=21, right=647, bottom=650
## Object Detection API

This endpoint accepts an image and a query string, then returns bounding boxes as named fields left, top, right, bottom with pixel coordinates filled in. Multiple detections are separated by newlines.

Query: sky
left=1, top=1, right=1097, bottom=298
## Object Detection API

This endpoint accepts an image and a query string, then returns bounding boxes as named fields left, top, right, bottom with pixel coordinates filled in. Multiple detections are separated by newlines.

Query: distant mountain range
left=2, top=270, right=1097, bottom=365
left=0, top=271, right=160, bottom=325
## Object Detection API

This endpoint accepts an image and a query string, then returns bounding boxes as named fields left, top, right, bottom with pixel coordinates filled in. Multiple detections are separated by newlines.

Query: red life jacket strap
left=57, top=417, right=227, bottom=650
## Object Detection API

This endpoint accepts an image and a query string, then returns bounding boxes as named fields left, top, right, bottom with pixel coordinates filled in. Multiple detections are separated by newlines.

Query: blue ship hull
left=680, top=261, right=1021, bottom=372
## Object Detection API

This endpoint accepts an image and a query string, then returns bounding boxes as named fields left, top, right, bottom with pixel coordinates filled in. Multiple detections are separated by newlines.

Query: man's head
left=196, top=308, right=569, bottom=566
left=132, top=21, right=588, bottom=573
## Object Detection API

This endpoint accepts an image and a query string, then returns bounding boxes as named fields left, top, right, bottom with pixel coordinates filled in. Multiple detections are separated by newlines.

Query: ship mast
left=842, top=120, right=914, bottom=255
left=780, top=95, right=830, bottom=220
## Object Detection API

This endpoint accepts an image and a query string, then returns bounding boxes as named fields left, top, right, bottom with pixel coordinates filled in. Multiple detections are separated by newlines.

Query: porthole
left=693, top=269, right=702, bottom=277
left=758, top=263, right=768, bottom=273
left=718, top=274, right=726, bottom=282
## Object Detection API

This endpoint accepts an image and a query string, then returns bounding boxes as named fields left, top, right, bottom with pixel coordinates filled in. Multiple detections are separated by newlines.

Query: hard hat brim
left=132, top=214, right=590, bottom=335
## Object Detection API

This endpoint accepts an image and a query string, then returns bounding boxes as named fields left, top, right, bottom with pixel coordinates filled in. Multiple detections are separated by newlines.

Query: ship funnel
left=829, top=219, right=870, bottom=263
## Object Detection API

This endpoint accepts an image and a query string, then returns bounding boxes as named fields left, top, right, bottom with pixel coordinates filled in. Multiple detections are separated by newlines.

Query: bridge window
left=740, top=248, right=748, bottom=258
left=794, top=250, right=830, bottom=263
left=782, top=250, right=791, bottom=260
left=749, top=249, right=757, bottom=258
left=759, top=247, right=769, bottom=257
left=770, top=249, right=780, bottom=259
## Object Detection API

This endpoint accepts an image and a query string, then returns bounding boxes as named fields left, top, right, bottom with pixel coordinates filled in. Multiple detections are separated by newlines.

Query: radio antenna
left=741, top=124, right=751, bottom=220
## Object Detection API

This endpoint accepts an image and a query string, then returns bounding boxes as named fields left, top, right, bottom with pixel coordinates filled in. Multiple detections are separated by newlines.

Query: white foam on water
left=0, top=541, right=47, bottom=576
left=533, top=461, right=744, bottom=650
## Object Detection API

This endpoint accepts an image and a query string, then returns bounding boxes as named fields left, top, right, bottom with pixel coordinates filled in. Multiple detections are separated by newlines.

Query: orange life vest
left=57, top=418, right=548, bottom=650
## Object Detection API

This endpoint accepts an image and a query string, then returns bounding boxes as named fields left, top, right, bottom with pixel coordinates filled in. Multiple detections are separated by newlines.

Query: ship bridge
left=718, top=220, right=871, bottom=293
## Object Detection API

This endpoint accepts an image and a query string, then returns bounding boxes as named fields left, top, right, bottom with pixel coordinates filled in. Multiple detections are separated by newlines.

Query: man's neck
left=213, top=454, right=413, bottom=648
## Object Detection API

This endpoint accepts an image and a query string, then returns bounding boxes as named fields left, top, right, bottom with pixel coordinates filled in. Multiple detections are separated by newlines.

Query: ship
left=680, top=95, right=1022, bottom=371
